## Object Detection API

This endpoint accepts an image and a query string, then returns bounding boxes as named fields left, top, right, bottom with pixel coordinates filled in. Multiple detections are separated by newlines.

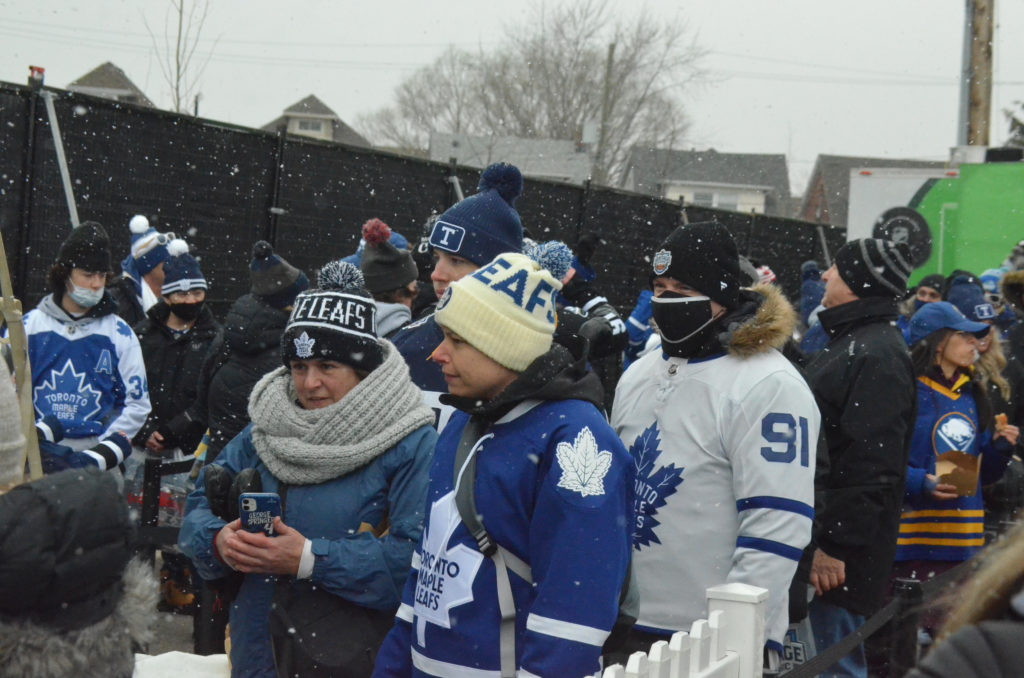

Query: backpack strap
left=452, top=416, right=530, bottom=678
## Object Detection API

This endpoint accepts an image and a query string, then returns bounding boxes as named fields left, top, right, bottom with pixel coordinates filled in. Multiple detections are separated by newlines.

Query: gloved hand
left=39, top=439, right=112, bottom=474
left=82, top=433, right=132, bottom=471
left=575, top=233, right=604, bottom=268
left=204, top=466, right=263, bottom=523
left=35, top=415, right=64, bottom=444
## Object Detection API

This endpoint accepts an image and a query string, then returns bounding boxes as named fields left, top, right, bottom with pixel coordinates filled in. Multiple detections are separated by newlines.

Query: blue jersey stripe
left=736, top=496, right=814, bottom=519
left=900, top=515, right=985, bottom=524
left=766, top=639, right=784, bottom=655
left=736, top=536, right=803, bottom=562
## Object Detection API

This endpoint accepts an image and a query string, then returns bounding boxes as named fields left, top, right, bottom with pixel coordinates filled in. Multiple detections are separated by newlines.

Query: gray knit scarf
left=248, top=342, right=434, bottom=485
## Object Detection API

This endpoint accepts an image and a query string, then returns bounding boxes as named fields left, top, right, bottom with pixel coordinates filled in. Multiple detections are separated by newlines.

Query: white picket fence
left=597, top=582, right=769, bottom=678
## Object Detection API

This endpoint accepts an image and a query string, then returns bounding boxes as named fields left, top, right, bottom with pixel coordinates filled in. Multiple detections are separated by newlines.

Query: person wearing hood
left=360, top=218, right=420, bottom=338
left=24, top=221, right=148, bottom=471
left=391, top=162, right=526, bottom=433
left=107, top=214, right=174, bottom=327
left=179, top=261, right=437, bottom=678
left=609, top=221, right=819, bottom=670
left=132, top=239, right=222, bottom=456
left=373, top=252, right=634, bottom=678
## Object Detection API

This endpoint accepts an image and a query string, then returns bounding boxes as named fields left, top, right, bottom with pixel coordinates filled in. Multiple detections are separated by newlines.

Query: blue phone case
left=239, top=492, right=281, bottom=536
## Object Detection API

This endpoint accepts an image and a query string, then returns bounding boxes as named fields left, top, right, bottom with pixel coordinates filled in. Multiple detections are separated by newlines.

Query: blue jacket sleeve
left=177, top=427, right=257, bottom=580
left=517, top=420, right=634, bottom=677
left=310, top=426, right=437, bottom=610
left=980, top=431, right=1014, bottom=486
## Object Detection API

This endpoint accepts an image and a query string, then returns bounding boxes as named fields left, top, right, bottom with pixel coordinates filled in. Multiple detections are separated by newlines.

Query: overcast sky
left=2, top=0, right=1022, bottom=195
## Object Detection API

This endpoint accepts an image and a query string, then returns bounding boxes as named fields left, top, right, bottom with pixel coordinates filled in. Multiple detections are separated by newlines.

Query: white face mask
left=67, top=283, right=104, bottom=309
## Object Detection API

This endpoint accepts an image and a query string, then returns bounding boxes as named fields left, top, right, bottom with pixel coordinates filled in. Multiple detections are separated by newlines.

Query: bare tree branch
left=356, top=0, right=702, bottom=186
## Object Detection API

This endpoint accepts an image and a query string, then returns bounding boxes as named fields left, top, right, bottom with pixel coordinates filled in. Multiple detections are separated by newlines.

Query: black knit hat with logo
left=834, top=238, right=913, bottom=299
left=281, top=261, right=382, bottom=372
left=649, top=221, right=742, bottom=309
left=56, top=222, right=112, bottom=272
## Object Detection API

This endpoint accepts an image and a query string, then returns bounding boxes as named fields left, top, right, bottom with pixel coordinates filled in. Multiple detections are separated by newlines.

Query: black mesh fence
left=0, top=81, right=844, bottom=320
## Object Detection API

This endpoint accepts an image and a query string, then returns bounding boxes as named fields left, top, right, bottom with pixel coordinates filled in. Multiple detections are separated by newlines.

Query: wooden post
left=0, top=231, right=42, bottom=480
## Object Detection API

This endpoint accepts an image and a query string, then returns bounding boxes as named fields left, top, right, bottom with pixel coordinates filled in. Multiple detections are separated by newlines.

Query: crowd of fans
left=2, top=160, right=1024, bottom=677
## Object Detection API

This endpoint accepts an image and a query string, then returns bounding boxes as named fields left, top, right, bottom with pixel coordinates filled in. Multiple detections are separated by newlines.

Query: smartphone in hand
left=239, top=492, right=281, bottom=536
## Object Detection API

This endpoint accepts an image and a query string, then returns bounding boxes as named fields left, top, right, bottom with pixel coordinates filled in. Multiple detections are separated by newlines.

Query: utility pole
left=957, top=0, right=994, bottom=146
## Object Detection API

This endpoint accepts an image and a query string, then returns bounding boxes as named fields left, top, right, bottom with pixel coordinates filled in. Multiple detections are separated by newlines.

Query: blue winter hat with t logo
left=429, top=163, right=524, bottom=266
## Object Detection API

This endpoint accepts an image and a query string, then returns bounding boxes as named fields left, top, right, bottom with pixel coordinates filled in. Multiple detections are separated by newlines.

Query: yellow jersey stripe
left=899, top=522, right=983, bottom=534
left=897, top=537, right=985, bottom=547
left=901, top=509, right=984, bottom=519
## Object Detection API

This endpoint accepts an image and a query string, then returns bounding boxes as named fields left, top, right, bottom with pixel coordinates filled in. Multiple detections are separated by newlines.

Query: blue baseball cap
left=908, top=301, right=990, bottom=345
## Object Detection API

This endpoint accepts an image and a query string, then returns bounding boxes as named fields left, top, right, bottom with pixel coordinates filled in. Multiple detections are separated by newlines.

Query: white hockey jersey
left=25, top=294, right=150, bottom=454
left=611, top=286, right=819, bottom=651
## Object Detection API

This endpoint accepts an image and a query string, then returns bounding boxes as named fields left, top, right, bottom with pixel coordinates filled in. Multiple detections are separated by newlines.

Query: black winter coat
left=133, top=301, right=222, bottom=452
left=107, top=275, right=146, bottom=328
left=800, top=297, right=916, bottom=616
left=200, top=294, right=289, bottom=460
left=906, top=621, right=1024, bottom=678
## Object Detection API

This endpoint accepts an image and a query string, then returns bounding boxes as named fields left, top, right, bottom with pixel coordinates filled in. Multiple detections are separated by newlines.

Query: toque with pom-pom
left=281, top=260, right=383, bottom=372
left=359, top=218, right=419, bottom=295
left=249, top=240, right=309, bottom=310
left=428, top=162, right=525, bottom=267
left=160, top=239, right=208, bottom=295
left=127, top=214, right=174, bottom=275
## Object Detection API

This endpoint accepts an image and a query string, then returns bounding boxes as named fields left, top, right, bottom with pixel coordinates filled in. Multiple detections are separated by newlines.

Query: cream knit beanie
left=435, top=252, right=561, bottom=372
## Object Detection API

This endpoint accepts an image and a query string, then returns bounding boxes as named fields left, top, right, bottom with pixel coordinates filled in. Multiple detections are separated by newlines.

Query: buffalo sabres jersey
left=25, top=294, right=150, bottom=445
left=611, top=348, right=819, bottom=650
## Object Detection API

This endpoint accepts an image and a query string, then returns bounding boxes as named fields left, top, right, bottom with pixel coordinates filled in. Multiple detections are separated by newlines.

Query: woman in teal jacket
left=179, top=263, right=436, bottom=678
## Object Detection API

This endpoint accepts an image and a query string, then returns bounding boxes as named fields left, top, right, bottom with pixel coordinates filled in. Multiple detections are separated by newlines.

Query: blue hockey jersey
left=25, top=294, right=150, bottom=452
left=373, top=397, right=634, bottom=678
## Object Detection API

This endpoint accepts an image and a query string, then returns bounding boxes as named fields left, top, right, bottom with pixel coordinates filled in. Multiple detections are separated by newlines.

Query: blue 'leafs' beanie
left=428, top=162, right=524, bottom=266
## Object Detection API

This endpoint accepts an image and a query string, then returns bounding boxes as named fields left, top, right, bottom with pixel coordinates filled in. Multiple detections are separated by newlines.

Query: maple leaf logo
left=116, top=320, right=133, bottom=337
left=556, top=427, right=613, bottom=497
left=293, top=331, right=316, bottom=358
left=33, top=359, right=103, bottom=425
left=630, top=422, right=684, bottom=551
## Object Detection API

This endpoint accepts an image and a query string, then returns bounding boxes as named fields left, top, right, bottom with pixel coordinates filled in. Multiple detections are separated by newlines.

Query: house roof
left=261, top=95, right=370, bottom=147
left=282, top=94, right=339, bottom=118
left=67, top=62, right=153, bottom=107
left=428, top=133, right=593, bottom=184
left=626, top=147, right=791, bottom=203
left=799, top=154, right=948, bottom=228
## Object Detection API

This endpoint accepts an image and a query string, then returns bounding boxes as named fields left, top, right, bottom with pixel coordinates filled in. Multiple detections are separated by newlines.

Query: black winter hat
left=250, top=241, right=309, bottom=310
left=281, top=261, right=383, bottom=372
left=834, top=238, right=913, bottom=299
left=55, top=221, right=111, bottom=272
left=650, top=221, right=742, bottom=309
left=359, top=218, right=418, bottom=294
left=915, top=273, right=946, bottom=295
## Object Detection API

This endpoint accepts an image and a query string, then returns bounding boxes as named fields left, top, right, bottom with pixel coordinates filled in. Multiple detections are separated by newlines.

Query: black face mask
left=169, top=301, right=204, bottom=322
left=650, top=292, right=720, bottom=358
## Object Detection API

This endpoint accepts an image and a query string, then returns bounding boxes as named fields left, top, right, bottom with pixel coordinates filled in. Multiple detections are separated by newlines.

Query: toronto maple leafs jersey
left=611, top=349, right=819, bottom=650
left=372, top=398, right=634, bottom=678
left=25, top=294, right=150, bottom=451
left=390, top=314, right=457, bottom=432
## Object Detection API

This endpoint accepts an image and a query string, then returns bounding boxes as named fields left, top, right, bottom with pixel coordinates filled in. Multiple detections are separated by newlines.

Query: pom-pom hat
left=128, top=215, right=173, bottom=275
left=435, top=252, right=562, bottom=372
left=249, top=240, right=309, bottom=310
left=429, top=162, right=525, bottom=266
left=160, top=239, right=208, bottom=295
left=281, top=261, right=383, bottom=372
left=359, top=219, right=419, bottom=294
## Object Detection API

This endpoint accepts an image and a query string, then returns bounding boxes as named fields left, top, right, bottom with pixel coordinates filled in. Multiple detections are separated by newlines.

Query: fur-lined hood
left=0, top=557, right=158, bottom=678
left=1000, top=269, right=1024, bottom=308
left=718, top=283, right=797, bottom=359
